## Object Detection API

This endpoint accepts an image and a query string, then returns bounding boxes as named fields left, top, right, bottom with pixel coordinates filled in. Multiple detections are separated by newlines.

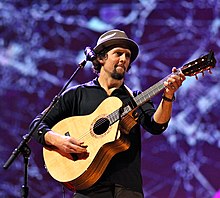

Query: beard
left=111, top=67, right=125, bottom=80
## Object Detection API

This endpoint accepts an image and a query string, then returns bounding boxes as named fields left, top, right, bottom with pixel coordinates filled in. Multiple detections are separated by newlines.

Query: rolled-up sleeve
left=136, top=100, right=169, bottom=135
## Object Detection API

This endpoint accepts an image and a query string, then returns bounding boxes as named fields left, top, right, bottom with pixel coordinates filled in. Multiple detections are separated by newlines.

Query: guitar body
left=43, top=97, right=130, bottom=190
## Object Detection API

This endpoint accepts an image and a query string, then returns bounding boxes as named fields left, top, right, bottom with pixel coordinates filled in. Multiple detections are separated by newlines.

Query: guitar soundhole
left=93, top=118, right=110, bottom=135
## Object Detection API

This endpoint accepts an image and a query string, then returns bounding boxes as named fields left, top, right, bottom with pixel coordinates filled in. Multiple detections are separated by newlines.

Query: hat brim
left=93, top=38, right=139, bottom=63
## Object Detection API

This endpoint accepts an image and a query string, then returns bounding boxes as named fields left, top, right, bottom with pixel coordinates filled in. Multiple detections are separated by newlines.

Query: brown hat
left=93, top=29, right=139, bottom=63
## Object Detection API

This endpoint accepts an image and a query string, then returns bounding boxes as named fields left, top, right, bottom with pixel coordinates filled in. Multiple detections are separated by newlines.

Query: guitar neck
left=133, top=76, right=167, bottom=106
left=133, top=51, right=216, bottom=106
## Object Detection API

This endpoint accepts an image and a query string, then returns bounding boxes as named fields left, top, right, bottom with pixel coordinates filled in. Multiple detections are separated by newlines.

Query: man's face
left=101, top=47, right=131, bottom=80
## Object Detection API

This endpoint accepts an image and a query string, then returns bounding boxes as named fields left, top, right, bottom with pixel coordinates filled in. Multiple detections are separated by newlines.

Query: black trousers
left=73, top=183, right=143, bottom=198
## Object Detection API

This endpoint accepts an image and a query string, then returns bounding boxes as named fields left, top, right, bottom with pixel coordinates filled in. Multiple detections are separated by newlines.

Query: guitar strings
left=75, top=110, right=119, bottom=141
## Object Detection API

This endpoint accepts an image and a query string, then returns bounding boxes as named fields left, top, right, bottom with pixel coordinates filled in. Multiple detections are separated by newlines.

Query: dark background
left=0, top=0, right=220, bottom=197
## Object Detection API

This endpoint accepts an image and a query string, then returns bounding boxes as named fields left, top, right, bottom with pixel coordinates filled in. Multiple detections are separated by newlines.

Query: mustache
left=115, top=64, right=126, bottom=71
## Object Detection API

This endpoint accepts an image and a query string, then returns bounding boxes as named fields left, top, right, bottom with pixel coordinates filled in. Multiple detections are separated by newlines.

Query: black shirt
left=30, top=78, right=168, bottom=194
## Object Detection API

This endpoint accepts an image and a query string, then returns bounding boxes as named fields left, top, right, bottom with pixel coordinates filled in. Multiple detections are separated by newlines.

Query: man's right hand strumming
left=44, top=131, right=88, bottom=155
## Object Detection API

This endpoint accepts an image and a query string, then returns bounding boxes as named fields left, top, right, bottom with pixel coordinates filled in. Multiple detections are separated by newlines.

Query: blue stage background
left=1, top=1, right=220, bottom=197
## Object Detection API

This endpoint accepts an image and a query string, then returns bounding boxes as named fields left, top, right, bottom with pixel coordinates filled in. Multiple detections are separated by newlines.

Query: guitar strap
left=124, top=84, right=138, bottom=109
left=124, top=84, right=134, bottom=97
left=114, top=85, right=135, bottom=139
left=124, top=84, right=146, bottom=121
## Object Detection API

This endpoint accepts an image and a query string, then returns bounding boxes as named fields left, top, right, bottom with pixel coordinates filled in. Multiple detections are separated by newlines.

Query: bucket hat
left=93, top=29, right=139, bottom=63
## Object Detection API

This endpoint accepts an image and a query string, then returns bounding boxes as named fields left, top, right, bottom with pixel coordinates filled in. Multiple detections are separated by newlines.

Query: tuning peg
left=195, top=74, right=198, bottom=80
left=208, top=69, right=212, bottom=74
left=202, top=71, right=205, bottom=77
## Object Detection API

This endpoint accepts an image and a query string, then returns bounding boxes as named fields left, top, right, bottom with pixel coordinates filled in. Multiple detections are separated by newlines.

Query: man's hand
left=163, top=67, right=186, bottom=98
left=45, top=130, right=88, bottom=155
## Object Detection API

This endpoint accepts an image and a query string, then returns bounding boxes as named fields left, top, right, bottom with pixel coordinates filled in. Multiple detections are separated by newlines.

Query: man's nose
left=120, top=53, right=126, bottom=62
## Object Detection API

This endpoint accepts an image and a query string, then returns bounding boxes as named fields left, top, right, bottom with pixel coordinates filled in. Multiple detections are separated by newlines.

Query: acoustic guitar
left=43, top=51, right=216, bottom=191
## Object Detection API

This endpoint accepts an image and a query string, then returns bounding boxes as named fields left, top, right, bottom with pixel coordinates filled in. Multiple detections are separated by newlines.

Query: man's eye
left=116, top=52, right=122, bottom=55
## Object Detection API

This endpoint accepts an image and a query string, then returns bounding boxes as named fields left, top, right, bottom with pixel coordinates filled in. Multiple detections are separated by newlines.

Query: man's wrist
left=162, top=93, right=175, bottom=102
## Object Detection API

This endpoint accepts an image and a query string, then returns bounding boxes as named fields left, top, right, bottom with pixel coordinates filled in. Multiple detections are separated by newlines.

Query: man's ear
left=97, top=56, right=106, bottom=65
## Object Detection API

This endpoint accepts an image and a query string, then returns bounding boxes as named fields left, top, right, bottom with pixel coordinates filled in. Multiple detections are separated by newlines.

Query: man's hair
left=92, top=49, right=108, bottom=74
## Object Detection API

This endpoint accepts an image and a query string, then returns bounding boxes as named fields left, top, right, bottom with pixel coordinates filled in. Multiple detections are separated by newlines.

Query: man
left=30, top=29, right=185, bottom=198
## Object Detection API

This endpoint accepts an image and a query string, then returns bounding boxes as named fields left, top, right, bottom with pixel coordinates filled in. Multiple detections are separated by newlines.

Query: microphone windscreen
left=84, top=47, right=96, bottom=61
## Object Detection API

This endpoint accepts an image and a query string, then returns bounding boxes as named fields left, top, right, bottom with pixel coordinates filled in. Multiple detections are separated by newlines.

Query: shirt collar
left=83, top=78, right=130, bottom=96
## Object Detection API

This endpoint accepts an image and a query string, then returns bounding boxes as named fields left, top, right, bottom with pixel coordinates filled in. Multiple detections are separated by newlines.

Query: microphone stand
left=3, top=57, right=88, bottom=198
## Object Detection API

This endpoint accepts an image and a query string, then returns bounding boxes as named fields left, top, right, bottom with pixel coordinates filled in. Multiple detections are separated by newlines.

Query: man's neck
left=98, top=74, right=124, bottom=96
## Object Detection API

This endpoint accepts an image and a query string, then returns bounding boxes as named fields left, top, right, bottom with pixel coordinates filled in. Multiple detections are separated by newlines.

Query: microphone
left=84, top=47, right=96, bottom=61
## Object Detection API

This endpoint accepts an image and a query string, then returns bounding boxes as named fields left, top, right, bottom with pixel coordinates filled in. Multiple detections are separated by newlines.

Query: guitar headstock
left=181, top=50, right=216, bottom=79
